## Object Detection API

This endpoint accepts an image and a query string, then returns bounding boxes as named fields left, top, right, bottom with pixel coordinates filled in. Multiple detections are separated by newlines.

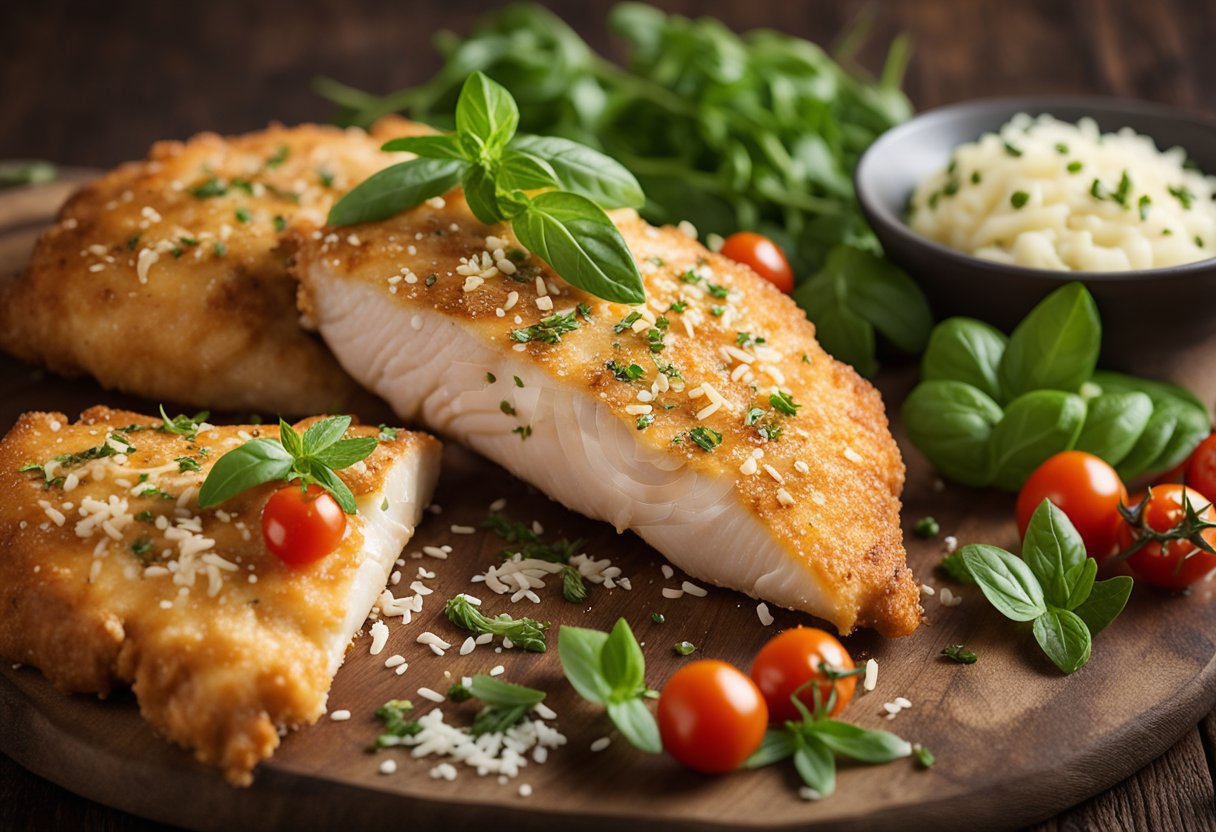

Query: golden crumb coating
left=0, top=406, right=440, bottom=783
left=0, top=119, right=429, bottom=414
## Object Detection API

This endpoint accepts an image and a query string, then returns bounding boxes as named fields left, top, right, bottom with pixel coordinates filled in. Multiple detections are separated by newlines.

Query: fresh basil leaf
left=380, top=134, right=468, bottom=160
left=999, top=283, right=1101, bottom=399
left=1073, top=575, right=1133, bottom=635
left=960, top=544, right=1047, bottom=621
left=1021, top=500, right=1087, bottom=608
left=938, top=550, right=977, bottom=584
left=743, top=729, right=796, bottom=769
left=989, top=390, right=1087, bottom=491
left=455, top=71, right=519, bottom=154
left=1074, top=391, right=1154, bottom=467
left=808, top=720, right=912, bottom=763
left=513, top=191, right=645, bottom=304
left=901, top=380, right=1002, bottom=487
left=302, top=415, right=353, bottom=455
left=921, top=317, right=1008, bottom=404
left=197, top=439, right=294, bottom=508
left=793, top=733, right=836, bottom=798
left=509, top=134, right=644, bottom=209
left=328, top=158, right=464, bottom=226
left=829, top=246, right=932, bottom=354
left=601, top=618, right=646, bottom=701
left=1091, top=370, right=1208, bottom=413
left=1032, top=608, right=1092, bottom=674
left=605, top=697, right=662, bottom=754
left=1115, top=404, right=1179, bottom=481
left=313, top=436, right=379, bottom=471
left=468, top=674, right=545, bottom=708
left=557, top=625, right=612, bottom=704
left=304, top=462, right=358, bottom=514
left=1063, top=557, right=1098, bottom=611
left=496, top=149, right=559, bottom=192
left=1148, top=398, right=1211, bottom=475
left=461, top=162, right=507, bottom=224
left=279, top=419, right=304, bottom=459
left=793, top=268, right=878, bottom=376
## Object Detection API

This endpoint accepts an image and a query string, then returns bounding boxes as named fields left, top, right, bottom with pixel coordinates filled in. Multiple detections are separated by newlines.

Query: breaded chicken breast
left=292, top=196, right=921, bottom=637
left=0, top=120, right=428, bottom=414
left=0, top=407, right=440, bottom=784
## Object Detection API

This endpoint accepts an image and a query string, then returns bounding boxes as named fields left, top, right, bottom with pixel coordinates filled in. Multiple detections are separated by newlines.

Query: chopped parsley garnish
left=736, top=331, right=766, bottom=348
left=510, top=311, right=580, bottom=345
left=576, top=303, right=593, bottom=321
left=914, top=745, right=937, bottom=769
left=130, top=538, right=154, bottom=563
left=135, top=510, right=154, bottom=523
left=636, top=414, right=655, bottom=430
left=235, top=207, right=251, bottom=224
left=706, top=282, right=729, bottom=299
left=942, top=644, right=977, bottom=664
left=482, top=514, right=540, bottom=545
left=654, top=355, right=683, bottom=382
left=971, top=171, right=982, bottom=184
left=500, top=400, right=517, bottom=416
left=769, top=391, right=801, bottom=416
left=513, top=425, right=533, bottom=440
left=1054, top=142, right=1069, bottom=155
left=425, top=273, right=437, bottom=287
left=377, top=424, right=398, bottom=441
left=688, top=426, right=723, bottom=452
left=447, top=682, right=474, bottom=702
left=176, top=456, right=202, bottom=473
left=486, top=372, right=497, bottom=383
left=709, top=305, right=725, bottom=317
left=318, top=169, right=335, bottom=188
left=647, top=316, right=669, bottom=353
left=1138, top=194, right=1152, bottom=221
left=126, top=233, right=141, bottom=251
left=445, top=595, right=549, bottom=652
left=265, top=145, right=289, bottom=169
left=668, top=300, right=688, bottom=313
left=273, top=214, right=287, bottom=232
left=213, top=242, right=228, bottom=257
left=561, top=564, right=589, bottom=603
left=673, top=641, right=696, bottom=656
left=651, top=612, right=665, bottom=624
left=1112, top=170, right=1132, bottom=208
left=745, top=407, right=785, bottom=442
left=679, top=269, right=701, bottom=284
left=190, top=177, right=228, bottom=198
left=1067, top=161, right=1083, bottom=173
left=371, top=700, right=422, bottom=748
left=1003, top=141, right=1023, bottom=157
left=1169, top=184, right=1195, bottom=210
left=1089, top=178, right=1106, bottom=201
left=614, top=311, right=642, bottom=333
left=513, top=376, right=525, bottom=388
left=1010, top=191, right=1029, bottom=209
left=607, top=359, right=645, bottom=382
left=913, top=516, right=940, bottom=538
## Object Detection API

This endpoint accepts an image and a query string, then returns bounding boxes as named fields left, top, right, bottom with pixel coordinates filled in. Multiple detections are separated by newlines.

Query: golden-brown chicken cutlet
left=0, top=406, right=440, bottom=784
left=0, top=119, right=430, bottom=414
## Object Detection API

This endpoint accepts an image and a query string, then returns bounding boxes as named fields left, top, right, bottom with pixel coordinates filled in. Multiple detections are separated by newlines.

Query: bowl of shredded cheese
left=856, top=96, right=1216, bottom=361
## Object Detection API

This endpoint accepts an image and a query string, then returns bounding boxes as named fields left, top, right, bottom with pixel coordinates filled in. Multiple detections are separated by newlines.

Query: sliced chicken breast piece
left=0, top=407, right=440, bottom=784
left=0, top=119, right=428, bottom=414
left=292, top=194, right=921, bottom=637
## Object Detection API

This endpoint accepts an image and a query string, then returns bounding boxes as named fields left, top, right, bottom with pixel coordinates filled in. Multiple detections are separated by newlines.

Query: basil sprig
left=959, top=500, right=1133, bottom=674
left=328, top=71, right=645, bottom=304
left=744, top=666, right=913, bottom=799
left=904, top=282, right=1209, bottom=490
left=197, top=415, right=378, bottom=514
left=558, top=618, right=661, bottom=753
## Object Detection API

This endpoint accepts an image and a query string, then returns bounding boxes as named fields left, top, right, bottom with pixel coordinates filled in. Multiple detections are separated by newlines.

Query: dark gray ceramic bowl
left=855, top=96, right=1216, bottom=367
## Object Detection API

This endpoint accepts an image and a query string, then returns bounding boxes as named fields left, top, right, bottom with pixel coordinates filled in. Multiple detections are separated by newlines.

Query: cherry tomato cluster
left=657, top=627, right=855, bottom=773
left=1017, top=440, right=1216, bottom=589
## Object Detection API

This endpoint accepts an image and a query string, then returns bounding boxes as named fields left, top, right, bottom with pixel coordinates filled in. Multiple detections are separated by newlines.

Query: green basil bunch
left=329, top=71, right=646, bottom=304
left=960, top=500, right=1133, bottom=674
left=903, top=283, right=1209, bottom=490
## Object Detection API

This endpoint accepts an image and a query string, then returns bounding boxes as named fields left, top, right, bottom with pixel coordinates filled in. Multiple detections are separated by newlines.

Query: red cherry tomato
left=720, top=232, right=795, bottom=293
left=1184, top=433, right=1216, bottom=503
left=658, top=659, right=768, bottom=774
left=1117, top=484, right=1216, bottom=589
left=1016, top=451, right=1128, bottom=561
left=261, top=483, right=347, bottom=567
left=750, top=627, right=856, bottom=722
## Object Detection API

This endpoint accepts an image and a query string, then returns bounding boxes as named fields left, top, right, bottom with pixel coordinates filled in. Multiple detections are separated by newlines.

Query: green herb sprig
left=744, top=665, right=913, bottom=799
left=445, top=594, right=549, bottom=652
left=959, top=500, right=1133, bottom=674
left=905, top=282, right=1209, bottom=490
left=328, top=71, right=644, bottom=304
left=197, top=415, right=377, bottom=514
left=558, top=618, right=662, bottom=753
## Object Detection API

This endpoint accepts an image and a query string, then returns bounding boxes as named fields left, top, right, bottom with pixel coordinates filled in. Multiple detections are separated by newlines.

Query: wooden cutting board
left=2, top=174, right=1215, bottom=832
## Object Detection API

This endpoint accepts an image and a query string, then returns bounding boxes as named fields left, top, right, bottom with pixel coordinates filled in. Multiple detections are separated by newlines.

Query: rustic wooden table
left=1, top=1, right=1214, bottom=829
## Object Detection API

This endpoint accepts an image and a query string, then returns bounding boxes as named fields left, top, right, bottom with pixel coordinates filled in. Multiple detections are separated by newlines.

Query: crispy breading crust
left=0, top=406, right=440, bottom=784
left=0, top=119, right=426, bottom=415
left=291, top=187, right=922, bottom=637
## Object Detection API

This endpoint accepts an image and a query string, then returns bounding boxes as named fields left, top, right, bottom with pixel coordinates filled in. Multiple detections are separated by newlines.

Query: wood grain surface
left=2, top=2, right=1216, bottom=830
